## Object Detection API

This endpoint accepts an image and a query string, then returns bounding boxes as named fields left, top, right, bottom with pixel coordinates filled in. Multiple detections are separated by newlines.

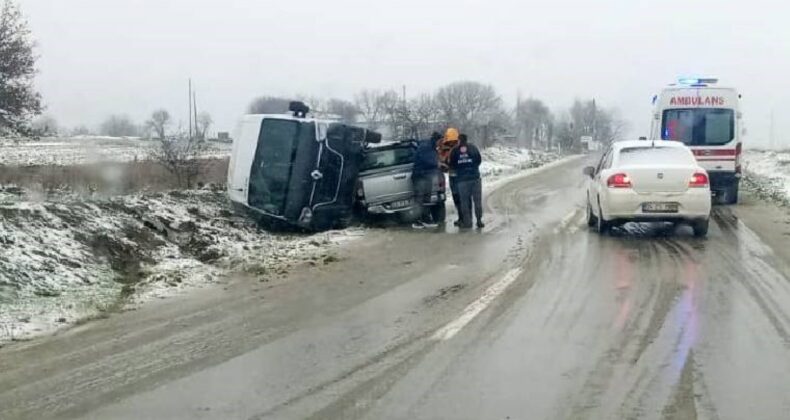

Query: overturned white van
left=227, top=103, right=381, bottom=230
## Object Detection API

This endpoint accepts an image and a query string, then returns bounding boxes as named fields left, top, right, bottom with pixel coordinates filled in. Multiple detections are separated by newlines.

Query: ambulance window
left=661, top=108, right=734, bottom=146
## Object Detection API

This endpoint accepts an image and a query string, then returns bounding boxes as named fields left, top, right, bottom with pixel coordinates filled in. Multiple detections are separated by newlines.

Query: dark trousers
left=449, top=175, right=460, bottom=217
left=457, top=178, right=482, bottom=228
left=413, top=171, right=436, bottom=222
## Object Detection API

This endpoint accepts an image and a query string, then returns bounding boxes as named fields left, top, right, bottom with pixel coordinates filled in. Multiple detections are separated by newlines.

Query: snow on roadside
left=0, top=136, right=231, bottom=167
left=480, top=146, right=560, bottom=182
left=0, top=188, right=358, bottom=343
left=743, top=149, right=790, bottom=205
left=0, top=144, right=559, bottom=344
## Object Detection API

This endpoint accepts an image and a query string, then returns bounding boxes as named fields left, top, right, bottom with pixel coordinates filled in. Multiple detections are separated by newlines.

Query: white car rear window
left=618, top=147, right=695, bottom=166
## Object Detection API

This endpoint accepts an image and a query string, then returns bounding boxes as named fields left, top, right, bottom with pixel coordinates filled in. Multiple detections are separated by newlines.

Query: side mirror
left=583, top=166, right=596, bottom=178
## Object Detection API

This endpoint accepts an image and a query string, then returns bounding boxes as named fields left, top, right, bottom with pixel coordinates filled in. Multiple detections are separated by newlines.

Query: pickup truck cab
left=355, top=141, right=446, bottom=223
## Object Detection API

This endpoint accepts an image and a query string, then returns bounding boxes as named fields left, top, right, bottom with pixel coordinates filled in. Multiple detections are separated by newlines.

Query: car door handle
left=393, top=174, right=408, bottom=180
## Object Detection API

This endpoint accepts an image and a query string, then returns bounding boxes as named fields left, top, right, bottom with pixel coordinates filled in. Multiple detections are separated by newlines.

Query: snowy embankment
left=0, top=145, right=559, bottom=344
left=0, top=188, right=360, bottom=343
left=480, top=146, right=559, bottom=181
left=743, top=149, right=790, bottom=205
left=0, top=136, right=231, bottom=166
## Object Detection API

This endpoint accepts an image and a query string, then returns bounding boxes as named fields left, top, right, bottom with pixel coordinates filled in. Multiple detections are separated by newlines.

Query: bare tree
left=325, top=98, right=359, bottom=123
left=391, top=93, right=442, bottom=139
left=354, top=90, right=391, bottom=131
left=70, top=125, right=92, bottom=136
left=146, top=109, right=171, bottom=140
left=0, top=0, right=42, bottom=135
left=435, top=81, right=505, bottom=147
left=515, top=98, right=554, bottom=149
left=248, top=96, right=293, bottom=114
left=31, top=114, right=58, bottom=136
left=196, top=111, right=213, bottom=140
left=100, top=114, right=138, bottom=137
left=150, top=134, right=208, bottom=189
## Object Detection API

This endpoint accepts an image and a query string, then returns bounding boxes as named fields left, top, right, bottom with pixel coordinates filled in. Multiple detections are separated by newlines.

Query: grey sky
left=21, top=0, right=789, bottom=146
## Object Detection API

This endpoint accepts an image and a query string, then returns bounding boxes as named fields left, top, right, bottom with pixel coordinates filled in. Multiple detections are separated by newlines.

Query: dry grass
left=0, top=158, right=229, bottom=195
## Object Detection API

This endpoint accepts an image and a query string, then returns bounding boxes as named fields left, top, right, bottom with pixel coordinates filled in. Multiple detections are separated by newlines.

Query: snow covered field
left=0, top=136, right=231, bottom=166
left=744, top=149, right=790, bottom=204
left=0, top=145, right=558, bottom=344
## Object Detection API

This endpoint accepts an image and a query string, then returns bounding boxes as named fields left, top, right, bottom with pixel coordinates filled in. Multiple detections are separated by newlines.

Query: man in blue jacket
left=449, top=134, right=484, bottom=229
left=411, top=132, right=442, bottom=228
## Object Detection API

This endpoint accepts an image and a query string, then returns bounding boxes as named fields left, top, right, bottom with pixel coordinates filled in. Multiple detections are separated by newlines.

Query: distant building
left=217, top=132, right=231, bottom=143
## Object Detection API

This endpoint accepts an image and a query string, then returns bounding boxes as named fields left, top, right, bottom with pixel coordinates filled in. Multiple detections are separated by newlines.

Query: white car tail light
left=689, top=172, right=709, bottom=188
left=607, top=173, right=632, bottom=188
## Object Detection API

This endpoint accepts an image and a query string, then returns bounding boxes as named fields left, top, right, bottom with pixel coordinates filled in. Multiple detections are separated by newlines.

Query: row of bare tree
left=248, top=81, right=626, bottom=150
left=27, top=111, right=215, bottom=140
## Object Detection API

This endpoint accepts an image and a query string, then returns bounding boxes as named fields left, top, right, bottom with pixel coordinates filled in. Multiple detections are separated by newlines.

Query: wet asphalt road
left=2, top=156, right=790, bottom=419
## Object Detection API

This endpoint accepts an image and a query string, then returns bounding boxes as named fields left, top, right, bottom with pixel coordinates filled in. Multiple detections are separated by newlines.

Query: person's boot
left=476, top=219, right=485, bottom=229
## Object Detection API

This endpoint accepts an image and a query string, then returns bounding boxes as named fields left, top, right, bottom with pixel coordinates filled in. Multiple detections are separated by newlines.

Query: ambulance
left=649, top=78, right=743, bottom=204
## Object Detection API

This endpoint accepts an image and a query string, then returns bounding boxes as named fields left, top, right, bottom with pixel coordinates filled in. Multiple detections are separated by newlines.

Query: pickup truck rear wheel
left=430, top=203, right=447, bottom=223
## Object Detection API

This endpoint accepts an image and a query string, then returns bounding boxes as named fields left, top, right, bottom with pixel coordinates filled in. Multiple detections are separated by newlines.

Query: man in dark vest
left=448, top=134, right=484, bottom=229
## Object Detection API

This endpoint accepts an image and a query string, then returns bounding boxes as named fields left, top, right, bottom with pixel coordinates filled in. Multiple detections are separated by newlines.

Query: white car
left=583, top=140, right=712, bottom=236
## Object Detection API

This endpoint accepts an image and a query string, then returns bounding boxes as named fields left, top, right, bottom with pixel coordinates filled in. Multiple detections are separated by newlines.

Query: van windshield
left=661, top=108, right=734, bottom=146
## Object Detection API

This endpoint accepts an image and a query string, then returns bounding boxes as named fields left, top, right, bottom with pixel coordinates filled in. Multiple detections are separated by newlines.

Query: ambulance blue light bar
left=678, top=77, right=718, bottom=85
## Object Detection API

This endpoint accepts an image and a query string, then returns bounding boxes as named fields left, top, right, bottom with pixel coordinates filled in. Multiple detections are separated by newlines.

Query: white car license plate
left=391, top=199, right=412, bottom=209
left=642, top=202, right=679, bottom=213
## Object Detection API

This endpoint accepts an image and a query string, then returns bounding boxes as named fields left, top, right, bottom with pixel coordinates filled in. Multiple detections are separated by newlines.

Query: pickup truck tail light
left=607, top=173, right=632, bottom=188
left=689, top=172, right=709, bottom=188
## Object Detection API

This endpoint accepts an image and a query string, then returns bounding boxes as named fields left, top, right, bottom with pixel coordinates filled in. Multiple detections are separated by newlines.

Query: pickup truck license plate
left=642, top=202, right=679, bottom=213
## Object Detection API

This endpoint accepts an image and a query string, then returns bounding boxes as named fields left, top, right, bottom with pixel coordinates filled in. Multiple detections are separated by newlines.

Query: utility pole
left=188, top=78, right=193, bottom=140
left=516, top=90, right=523, bottom=146
left=193, top=90, right=199, bottom=139
left=770, top=108, right=775, bottom=149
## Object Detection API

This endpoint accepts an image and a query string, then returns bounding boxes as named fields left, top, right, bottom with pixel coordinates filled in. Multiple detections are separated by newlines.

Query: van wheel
left=722, top=184, right=739, bottom=205
left=693, top=219, right=709, bottom=237
left=430, top=203, right=447, bottom=224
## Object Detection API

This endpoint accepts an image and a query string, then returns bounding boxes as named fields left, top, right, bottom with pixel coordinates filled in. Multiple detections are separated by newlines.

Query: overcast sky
left=20, top=0, right=790, bottom=146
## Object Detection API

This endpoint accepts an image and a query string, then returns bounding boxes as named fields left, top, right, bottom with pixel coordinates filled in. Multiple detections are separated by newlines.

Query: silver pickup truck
left=355, top=141, right=446, bottom=223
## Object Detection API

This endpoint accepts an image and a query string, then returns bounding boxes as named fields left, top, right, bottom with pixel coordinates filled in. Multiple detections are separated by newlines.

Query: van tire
left=430, top=203, right=447, bottom=224
left=722, top=184, right=739, bottom=205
